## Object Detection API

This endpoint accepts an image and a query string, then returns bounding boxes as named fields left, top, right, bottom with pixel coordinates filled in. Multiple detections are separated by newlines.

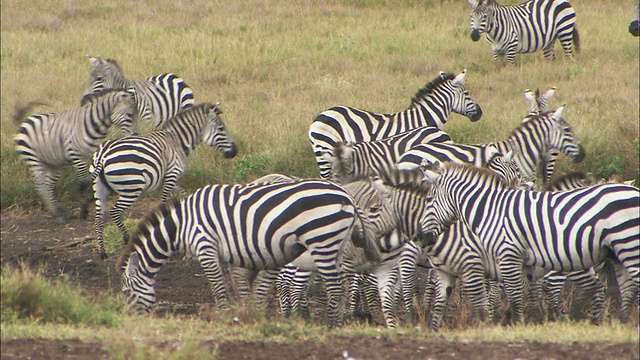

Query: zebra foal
left=469, top=0, right=580, bottom=65
left=14, top=89, right=136, bottom=221
left=91, top=103, right=238, bottom=259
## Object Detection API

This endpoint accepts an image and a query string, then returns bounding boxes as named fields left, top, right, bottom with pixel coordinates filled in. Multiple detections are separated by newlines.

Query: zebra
left=91, top=103, right=238, bottom=259
left=395, top=142, right=523, bottom=188
left=468, top=0, right=580, bottom=65
left=630, top=4, right=640, bottom=37
left=116, top=178, right=381, bottom=327
left=327, top=126, right=452, bottom=184
left=421, top=162, right=640, bottom=324
left=84, top=56, right=194, bottom=128
left=309, top=69, right=483, bottom=179
left=14, top=89, right=137, bottom=221
left=485, top=107, right=584, bottom=188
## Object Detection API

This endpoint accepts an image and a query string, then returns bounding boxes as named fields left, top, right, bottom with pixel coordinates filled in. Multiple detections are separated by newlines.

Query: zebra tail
left=12, top=101, right=47, bottom=124
left=573, top=26, right=581, bottom=54
left=352, top=203, right=382, bottom=264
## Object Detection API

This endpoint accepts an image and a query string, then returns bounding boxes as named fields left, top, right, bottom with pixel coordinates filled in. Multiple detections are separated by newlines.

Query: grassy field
left=1, top=0, right=638, bottom=210
left=1, top=0, right=639, bottom=355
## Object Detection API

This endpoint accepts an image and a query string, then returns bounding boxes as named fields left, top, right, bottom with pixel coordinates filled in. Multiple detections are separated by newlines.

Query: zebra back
left=328, top=126, right=452, bottom=184
left=85, top=56, right=194, bottom=127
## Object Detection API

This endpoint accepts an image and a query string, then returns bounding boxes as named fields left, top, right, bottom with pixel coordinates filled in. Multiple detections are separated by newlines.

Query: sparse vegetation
left=1, top=0, right=638, bottom=358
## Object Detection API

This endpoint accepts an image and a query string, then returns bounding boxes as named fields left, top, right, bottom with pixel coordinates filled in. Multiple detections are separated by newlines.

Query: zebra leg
left=93, top=176, right=113, bottom=259
left=316, top=267, right=347, bottom=328
left=32, top=166, right=68, bottom=221
left=429, top=270, right=456, bottom=330
left=498, top=252, right=526, bottom=324
left=290, top=269, right=314, bottom=319
left=613, top=261, right=639, bottom=323
left=542, top=44, right=556, bottom=60
left=422, top=268, right=436, bottom=321
left=373, top=264, right=400, bottom=328
left=275, top=266, right=295, bottom=317
left=525, top=278, right=545, bottom=324
left=229, top=265, right=254, bottom=304
left=110, top=196, right=137, bottom=244
left=543, top=271, right=567, bottom=321
left=197, top=241, right=230, bottom=309
left=567, top=269, right=606, bottom=325
left=486, top=279, right=503, bottom=322
left=398, top=243, right=420, bottom=323
left=251, top=269, right=279, bottom=310
left=460, top=265, right=490, bottom=324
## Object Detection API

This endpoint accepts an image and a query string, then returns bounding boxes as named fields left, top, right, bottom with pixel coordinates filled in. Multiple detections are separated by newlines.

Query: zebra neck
left=410, top=99, right=448, bottom=129
left=85, top=102, right=114, bottom=138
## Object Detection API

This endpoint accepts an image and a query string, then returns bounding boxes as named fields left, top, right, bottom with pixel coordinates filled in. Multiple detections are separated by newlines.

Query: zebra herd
left=12, top=0, right=639, bottom=329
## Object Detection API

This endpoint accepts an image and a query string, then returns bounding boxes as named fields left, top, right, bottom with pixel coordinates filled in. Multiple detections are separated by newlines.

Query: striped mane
left=161, top=102, right=210, bottom=129
left=80, top=88, right=126, bottom=106
left=379, top=167, right=431, bottom=195
left=115, top=196, right=182, bottom=273
left=411, top=73, right=456, bottom=107
left=438, top=162, right=507, bottom=187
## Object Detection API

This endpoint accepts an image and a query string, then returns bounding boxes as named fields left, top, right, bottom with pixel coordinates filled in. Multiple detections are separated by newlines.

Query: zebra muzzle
left=471, top=30, right=481, bottom=42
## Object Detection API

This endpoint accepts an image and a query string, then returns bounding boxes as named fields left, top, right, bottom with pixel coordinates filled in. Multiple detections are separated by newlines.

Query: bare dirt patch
left=1, top=205, right=639, bottom=360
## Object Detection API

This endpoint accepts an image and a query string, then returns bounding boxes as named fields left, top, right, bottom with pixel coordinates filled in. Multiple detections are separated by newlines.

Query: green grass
left=1, top=0, right=638, bottom=211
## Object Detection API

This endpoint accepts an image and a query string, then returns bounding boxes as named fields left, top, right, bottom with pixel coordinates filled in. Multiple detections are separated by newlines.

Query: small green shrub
left=1, top=263, right=124, bottom=326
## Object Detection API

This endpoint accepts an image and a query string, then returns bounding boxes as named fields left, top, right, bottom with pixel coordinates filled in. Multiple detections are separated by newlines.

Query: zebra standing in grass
left=327, top=126, right=452, bottom=184
left=309, top=70, right=483, bottom=179
left=14, top=89, right=137, bottom=221
left=468, top=0, right=580, bottom=65
left=85, top=56, right=194, bottom=128
left=421, top=162, right=640, bottom=324
left=91, top=103, right=238, bottom=259
left=117, top=178, right=381, bottom=327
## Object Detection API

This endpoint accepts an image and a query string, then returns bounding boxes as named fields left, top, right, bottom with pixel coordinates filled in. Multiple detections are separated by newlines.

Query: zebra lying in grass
left=14, top=89, right=136, bottom=221
left=84, top=56, right=194, bottom=128
left=91, top=103, right=238, bottom=259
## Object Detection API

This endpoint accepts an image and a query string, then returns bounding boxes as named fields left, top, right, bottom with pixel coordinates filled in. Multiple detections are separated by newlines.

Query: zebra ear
left=422, top=168, right=440, bottom=184
left=552, top=106, right=565, bottom=121
left=503, top=150, right=514, bottom=162
left=524, top=89, right=536, bottom=103
left=371, top=178, right=392, bottom=199
left=213, top=102, right=223, bottom=115
left=543, top=87, right=556, bottom=102
left=452, top=69, right=467, bottom=86
left=88, top=56, right=102, bottom=67
left=468, top=0, right=478, bottom=8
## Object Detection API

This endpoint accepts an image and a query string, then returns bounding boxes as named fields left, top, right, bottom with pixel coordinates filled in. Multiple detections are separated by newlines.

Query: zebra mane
left=80, top=88, right=127, bottom=106
left=437, top=162, right=506, bottom=186
left=411, top=72, right=456, bottom=106
left=116, top=197, right=183, bottom=273
left=379, top=167, right=431, bottom=195
left=161, top=102, right=217, bottom=129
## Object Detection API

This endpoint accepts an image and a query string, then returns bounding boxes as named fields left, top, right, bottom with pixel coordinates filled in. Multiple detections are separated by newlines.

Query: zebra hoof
left=122, top=234, right=130, bottom=245
left=100, top=252, right=108, bottom=260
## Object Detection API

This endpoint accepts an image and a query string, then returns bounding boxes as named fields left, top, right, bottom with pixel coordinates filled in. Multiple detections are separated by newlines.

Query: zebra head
left=545, top=107, right=585, bottom=163
left=201, top=103, right=238, bottom=159
left=119, top=252, right=157, bottom=315
left=420, top=162, right=461, bottom=246
left=469, top=0, right=495, bottom=42
left=109, top=89, right=138, bottom=136
left=446, top=69, right=483, bottom=122
left=486, top=148, right=527, bottom=188
left=85, top=56, right=127, bottom=99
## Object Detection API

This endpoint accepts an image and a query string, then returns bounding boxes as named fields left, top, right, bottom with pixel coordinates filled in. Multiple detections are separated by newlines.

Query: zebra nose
left=573, top=145, right=586, bottom=163
left=224, top=145, right=238, bottom=159
left=470, top=104, right=483, bottom=122
left=471, top=30, right=481, bottom=42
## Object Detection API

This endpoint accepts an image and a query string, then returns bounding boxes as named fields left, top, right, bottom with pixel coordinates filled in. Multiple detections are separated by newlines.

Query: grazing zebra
left=421, top=162, right=640, bottom=324
left=84, top=56, right=194, bottom=128
left=309, top=69, right=483, bottom=179
left=328, top=126, right=452, bottom=184
left=14, top=89, right=136, bottom=221
left=630, top=5, right=640, bottom=36
left=468, top=0, right=580, bottom=65
left=91, top=103, right=238, bottom=259
left=117, top=178, right=381, bottom=327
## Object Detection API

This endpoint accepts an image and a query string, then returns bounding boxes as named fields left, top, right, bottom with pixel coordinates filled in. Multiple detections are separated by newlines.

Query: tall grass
left=1, top=0, right=638, bottom=210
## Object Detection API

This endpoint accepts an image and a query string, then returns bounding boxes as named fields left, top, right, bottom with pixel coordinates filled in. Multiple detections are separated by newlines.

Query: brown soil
left=1, top=204, right=639, bottom=360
